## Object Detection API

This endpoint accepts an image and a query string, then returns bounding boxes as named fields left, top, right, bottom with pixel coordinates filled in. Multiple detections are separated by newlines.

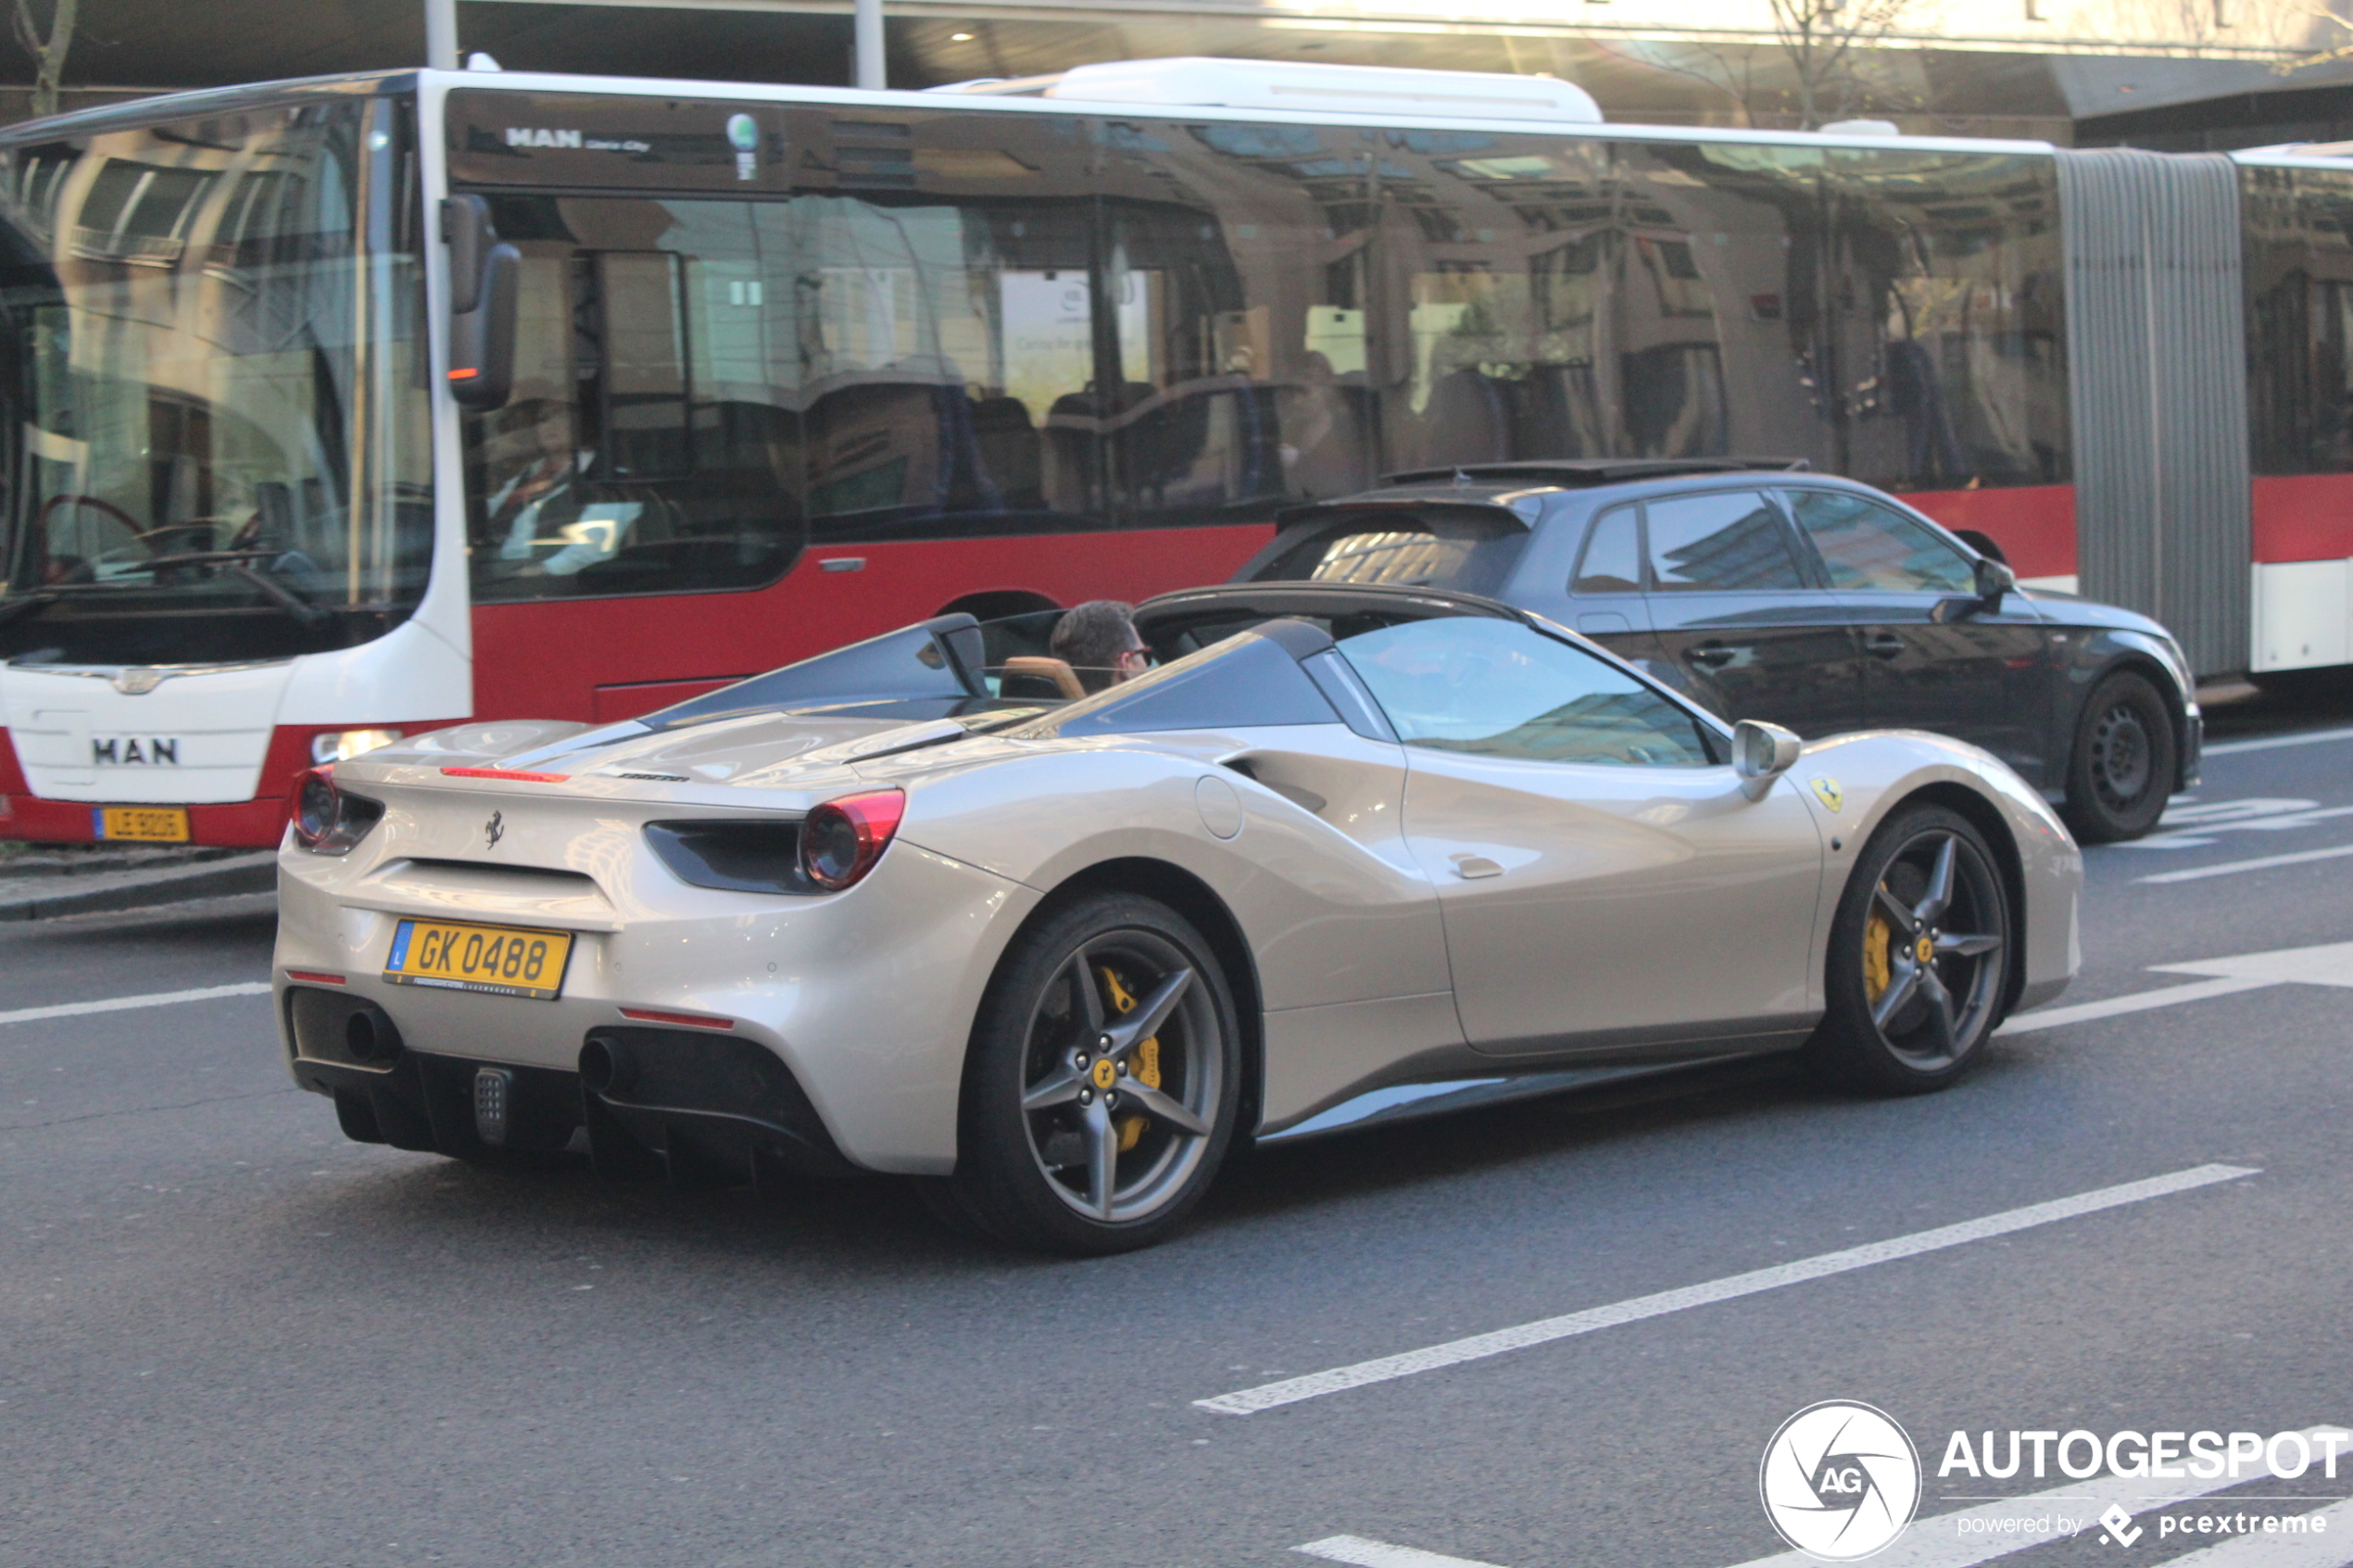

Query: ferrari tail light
left=290, top=766, right=384, bottom=855
left=798, top=789, right=905, bottom=892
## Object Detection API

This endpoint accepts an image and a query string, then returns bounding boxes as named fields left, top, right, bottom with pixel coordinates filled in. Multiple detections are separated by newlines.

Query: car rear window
left=1256, top=509, right=1529, bottom=596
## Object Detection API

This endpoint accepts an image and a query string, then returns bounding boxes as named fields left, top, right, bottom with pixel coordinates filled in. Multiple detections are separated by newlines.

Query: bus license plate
left=94, top=807, right=190, bottom=842
left=384, top=919, right=574, bottom=1001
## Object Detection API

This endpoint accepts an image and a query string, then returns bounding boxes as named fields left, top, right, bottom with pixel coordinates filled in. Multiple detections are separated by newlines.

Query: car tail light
left=798, top=789, right=905, bottom=892
left=290, top=766, right=384, bottom=855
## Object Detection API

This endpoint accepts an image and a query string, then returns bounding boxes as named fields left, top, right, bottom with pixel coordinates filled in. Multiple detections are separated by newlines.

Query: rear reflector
left=441, top=766, right=568, bottom=783
left=286, top=970, right=346, bottom=985
left=619, top=1007, right=735, bottom=1031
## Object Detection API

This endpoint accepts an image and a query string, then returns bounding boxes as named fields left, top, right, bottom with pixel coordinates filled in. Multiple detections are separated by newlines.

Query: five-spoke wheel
left=1812, top=806, right=2012, bottom=1093
left=937, top=892, right=1239, bottom=1253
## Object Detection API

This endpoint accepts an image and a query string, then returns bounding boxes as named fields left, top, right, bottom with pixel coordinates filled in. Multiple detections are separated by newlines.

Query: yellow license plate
left=94, top=806, right=190, bottom=842
left=384, top=919, right=574, bottom=1001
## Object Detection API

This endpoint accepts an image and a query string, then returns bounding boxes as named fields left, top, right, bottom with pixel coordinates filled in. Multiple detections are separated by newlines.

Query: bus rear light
left=798, top=789, right=906, bottom=892
left=291, top=767, right=384, bottom=854
left=312, top=729, right=404, bottom=764
left=440, top=766, right=568, bottom=783
left=307, top=729, right=399, bottom=765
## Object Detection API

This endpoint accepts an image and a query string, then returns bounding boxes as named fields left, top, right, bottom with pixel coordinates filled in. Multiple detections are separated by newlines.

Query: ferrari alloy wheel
left=1810, top=806, right=2011, bottom=1094
left=2063, top=671, right=2176, bottom=843
left=941, top=892, right=1240, bottom=1254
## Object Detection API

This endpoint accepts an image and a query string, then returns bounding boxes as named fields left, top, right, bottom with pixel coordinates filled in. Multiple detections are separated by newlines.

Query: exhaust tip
left=345, top=1008, right=393, bottom=1062
left=580, top=1035, right=635, bottom=1097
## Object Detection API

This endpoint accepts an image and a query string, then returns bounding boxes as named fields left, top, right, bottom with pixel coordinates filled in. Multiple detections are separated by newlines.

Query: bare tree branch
left=12, top=0, right=77, bottom=119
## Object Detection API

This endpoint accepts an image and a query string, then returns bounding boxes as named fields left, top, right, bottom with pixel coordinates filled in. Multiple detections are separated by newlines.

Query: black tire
left=940, top=892, right=1241, bottom=1255
left=2063, top=670, right=2176, bottom=843
left=1808, top=805, right=2013, bottom=1096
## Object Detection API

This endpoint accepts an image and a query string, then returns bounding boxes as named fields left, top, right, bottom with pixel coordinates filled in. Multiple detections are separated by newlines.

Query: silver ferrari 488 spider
left=274, top=584, right=2080, bottom=1253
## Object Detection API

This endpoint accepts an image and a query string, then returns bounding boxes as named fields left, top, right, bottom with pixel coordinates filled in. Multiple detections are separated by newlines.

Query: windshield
left=0, top=93, right=430, bottom=666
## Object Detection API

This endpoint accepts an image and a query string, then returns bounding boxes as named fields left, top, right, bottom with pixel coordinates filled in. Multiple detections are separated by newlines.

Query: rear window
left=1256, top=509, right=1529, bottom=596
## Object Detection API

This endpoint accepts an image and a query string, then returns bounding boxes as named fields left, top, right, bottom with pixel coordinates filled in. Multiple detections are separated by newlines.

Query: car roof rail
left=1378, top=457, right=1811, bottom=488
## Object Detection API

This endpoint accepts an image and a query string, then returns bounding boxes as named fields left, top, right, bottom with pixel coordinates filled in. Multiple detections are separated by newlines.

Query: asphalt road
left=6, top=688, right=2353, bottom=1568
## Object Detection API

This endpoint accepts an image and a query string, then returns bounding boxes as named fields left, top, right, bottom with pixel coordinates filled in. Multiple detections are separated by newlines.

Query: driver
left=1050, top=600, right=1152, bottom=693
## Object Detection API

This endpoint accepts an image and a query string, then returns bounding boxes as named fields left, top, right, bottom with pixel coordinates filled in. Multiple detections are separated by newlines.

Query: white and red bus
left=0, top=59, right=2336, bottom=846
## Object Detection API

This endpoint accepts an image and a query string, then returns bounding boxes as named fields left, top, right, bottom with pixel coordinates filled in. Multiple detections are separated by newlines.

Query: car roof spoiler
left=1378, top=457, right=1811, bottom=488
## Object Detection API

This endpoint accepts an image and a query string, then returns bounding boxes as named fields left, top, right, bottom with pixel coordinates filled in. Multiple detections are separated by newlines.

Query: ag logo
left=1759, top=1400, right=1920, bottom=1561
left=1810, top=776, right=1844, bottom=812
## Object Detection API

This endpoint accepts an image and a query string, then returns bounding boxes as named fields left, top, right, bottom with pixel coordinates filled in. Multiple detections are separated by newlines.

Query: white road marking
left=1196, top=1164, right=2254, bottom=1415
left=1994, top=977, right=2278, bottom=1035
left=1718, top=1429, right=2352, bottom=1568
left=2139, top=844, right=2353, bottom=884
left=2158, top=1500, right=2353, bottom=1566
left=2132, top=798, right=2353, bottom=849
left=0, top=981, right=271, bottom=1027
left=2204, top=724, right=2353, bottom=757
left=2155, top=939, right=2353, bottom=987
left=1996, top=938, right=2353, bottom=1033
left=1295, top=1536, right=1514, bottom=1568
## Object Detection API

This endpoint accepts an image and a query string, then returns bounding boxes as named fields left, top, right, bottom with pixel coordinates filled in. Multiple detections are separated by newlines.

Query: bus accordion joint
left=440, top=766, right=569, bottom=783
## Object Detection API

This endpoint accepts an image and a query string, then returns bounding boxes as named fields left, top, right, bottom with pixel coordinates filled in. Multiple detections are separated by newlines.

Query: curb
left=0, top=851, right=278, bottom=921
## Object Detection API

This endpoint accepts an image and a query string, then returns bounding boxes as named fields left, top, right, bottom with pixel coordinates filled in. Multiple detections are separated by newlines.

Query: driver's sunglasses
left=1118, top=646, right=1155, bottom=671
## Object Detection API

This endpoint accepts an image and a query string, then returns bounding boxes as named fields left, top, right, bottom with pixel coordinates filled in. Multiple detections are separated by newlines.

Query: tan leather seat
left=999, top=655, right=1087, bottom=700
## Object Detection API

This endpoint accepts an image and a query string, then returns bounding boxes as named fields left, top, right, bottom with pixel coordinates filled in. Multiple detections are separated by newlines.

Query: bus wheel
left=2063, top=671, right=2175, bottom=843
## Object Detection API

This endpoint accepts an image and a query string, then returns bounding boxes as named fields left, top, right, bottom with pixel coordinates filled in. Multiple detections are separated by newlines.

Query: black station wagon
left=1236, top=458, right=2200, bottom=842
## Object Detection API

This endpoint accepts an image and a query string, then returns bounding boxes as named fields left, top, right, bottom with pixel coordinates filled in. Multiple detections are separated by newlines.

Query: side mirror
left=1731, top=719, right=1802, bottom=800
left=442, top=195, right=519, bottom=412
left=1975, top=556, right=2017, bottom=609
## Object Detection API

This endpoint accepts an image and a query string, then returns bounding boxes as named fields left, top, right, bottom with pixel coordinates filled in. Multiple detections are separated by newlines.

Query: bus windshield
left=0, top=91, right=430, bottom=667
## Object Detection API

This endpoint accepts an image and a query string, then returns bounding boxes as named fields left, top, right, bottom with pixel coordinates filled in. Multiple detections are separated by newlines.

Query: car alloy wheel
left=942, top=892, right=1239, bottom=1254
left=1018, top=930, right=1224, bottom=1224
left=1813, top=806, right=2011, bottom=1093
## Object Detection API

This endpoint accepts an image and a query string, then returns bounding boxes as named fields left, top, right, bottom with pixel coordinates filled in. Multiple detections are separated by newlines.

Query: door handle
left=1863, top=632, right=1906, bottom=659
left=1684, top=644, right=1737, bottom=670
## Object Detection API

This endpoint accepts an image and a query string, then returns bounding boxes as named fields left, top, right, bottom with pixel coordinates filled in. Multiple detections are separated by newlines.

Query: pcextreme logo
left=1760, top=1400, right=1923, bottom=1561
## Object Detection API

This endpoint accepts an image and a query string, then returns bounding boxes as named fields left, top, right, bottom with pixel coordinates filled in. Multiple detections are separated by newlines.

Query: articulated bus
left=0, top=59, right=2342, bottom=846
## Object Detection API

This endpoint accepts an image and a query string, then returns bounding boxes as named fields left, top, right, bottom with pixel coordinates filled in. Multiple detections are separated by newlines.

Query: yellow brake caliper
left=1863, top=893, right=1893, bottom=1005
left=1099, top=967, right=1163, bottom=1152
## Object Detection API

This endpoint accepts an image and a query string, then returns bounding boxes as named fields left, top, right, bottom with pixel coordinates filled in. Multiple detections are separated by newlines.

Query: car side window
left=1642, top=491, right=1807, bottom=593
left=1786, top=490, right=1975, bottom=594
left=1572, top=504, right=1642, bottom=593
left=1337, top=617, right=1713, bottom=767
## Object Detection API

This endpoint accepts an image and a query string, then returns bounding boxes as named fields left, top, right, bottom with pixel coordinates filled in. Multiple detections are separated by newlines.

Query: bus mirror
left=444, top=195, right=489, bottom=314
left=442, top=195, right=519, bottom=411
